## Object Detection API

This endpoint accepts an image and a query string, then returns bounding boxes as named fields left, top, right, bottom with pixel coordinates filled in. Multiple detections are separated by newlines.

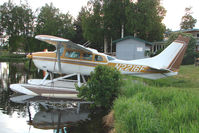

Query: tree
left=82, top=0, right=104, bottom=51
left=102, top=0, right=129, bottom=52
left=82, top=0, right=129, bottom=52
left=77, top=65, right=123, bottom=109
left=35, top=3, right=75, bottom=51
left=82, top=0, right=166, bottom=52
left=180, top=7, right=197, bottom=30
left=0, top=1, right=35, bottom=52
left=73, top=7, right=87, bottom=44
left=125, top=0, right=166, bottom=41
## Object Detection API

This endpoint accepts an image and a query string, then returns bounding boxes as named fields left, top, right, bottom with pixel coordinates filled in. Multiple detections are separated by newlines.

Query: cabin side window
left=55, top=45, right=64, bottom=56
left=82, top=53, right=93, bottom=60
left=59, top=46, right=64, bottom=56
left=95, top=55, right=103, bottom=61
left=65, top=51, right=80, bottom=59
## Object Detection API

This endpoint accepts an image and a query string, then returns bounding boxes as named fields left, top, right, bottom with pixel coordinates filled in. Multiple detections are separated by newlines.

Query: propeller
left=26, top=52, right=33, bottom=74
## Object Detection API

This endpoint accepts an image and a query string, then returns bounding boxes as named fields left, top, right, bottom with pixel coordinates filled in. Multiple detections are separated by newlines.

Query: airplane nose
left=27, top=53, right=32, bottom=59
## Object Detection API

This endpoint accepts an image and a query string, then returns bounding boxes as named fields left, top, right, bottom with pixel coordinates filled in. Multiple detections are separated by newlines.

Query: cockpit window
left=107, top=56, right=116, bottom=61
left=65, top=51, right=80, bottom=59
left=55, top=45, right=64, bottom=56
left=95, top=55, right=103, bottom=61
left=82, top=53, right=93, bottom=60
left=59, top=46, right=64, bottom=56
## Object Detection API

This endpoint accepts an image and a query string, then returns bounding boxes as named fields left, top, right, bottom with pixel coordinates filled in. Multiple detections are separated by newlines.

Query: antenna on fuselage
left=83, top=41, right=91, bottom=47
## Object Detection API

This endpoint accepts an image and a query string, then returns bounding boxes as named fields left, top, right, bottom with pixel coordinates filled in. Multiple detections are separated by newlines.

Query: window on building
left=197, top=33, right=199, bottom=38
left=95, top=55, right=103, bottom=61
left=137, top=47, right=143, bottom=52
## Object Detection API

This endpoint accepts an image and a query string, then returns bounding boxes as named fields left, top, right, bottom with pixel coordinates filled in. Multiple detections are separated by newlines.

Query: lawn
left=113, top=65, right=199, bottom=133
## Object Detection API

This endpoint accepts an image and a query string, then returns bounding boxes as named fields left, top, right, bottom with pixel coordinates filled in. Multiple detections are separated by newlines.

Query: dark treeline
left=0, top=0, right=166, bottom=53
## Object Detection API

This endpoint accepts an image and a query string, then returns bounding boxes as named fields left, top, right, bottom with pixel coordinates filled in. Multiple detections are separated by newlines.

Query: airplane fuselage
left=30, top=49, right=176, bottom=80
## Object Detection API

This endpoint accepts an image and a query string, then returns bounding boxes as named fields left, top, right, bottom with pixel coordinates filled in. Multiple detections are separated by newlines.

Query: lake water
left=0, top=62, right=108, bottom=133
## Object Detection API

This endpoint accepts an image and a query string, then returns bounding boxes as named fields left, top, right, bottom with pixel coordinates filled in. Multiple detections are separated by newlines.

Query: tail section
left=152, top=35, right=190, bottom=71
left=166, top=35, right=190, bottom=71
left=132, top=35, right=190, bottom=72
left=148, top=35, right=190, bottom=71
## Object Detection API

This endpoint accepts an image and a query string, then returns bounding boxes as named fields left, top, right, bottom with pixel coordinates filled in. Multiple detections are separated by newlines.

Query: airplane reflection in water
left=10, top=95, right=92, bottom=133
left=0, top=62, right=9, bottom=90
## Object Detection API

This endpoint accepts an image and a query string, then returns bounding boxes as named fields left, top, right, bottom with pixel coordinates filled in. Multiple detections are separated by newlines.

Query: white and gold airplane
left=10, top=35, right=189, bottom=98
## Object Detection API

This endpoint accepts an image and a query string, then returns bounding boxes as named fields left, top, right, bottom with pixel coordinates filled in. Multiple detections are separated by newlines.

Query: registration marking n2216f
left=114, top=63, right=146, bottom=72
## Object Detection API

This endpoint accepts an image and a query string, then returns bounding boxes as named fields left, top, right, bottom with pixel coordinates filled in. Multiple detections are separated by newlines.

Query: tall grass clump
left=114, top=97, right=160, bottom=133
left=114, top=80, right=199, bottom=133
left=120, top=79, right=148, bottom=97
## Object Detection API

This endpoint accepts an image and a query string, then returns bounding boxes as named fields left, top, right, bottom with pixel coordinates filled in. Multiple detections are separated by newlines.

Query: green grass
left=113, top=65, right=199, bottom=133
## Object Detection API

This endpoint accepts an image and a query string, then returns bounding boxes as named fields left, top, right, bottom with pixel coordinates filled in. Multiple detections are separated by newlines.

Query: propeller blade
left=27, top=53, right=32, bottom=74
left=28, top=58, right=32, bottom=73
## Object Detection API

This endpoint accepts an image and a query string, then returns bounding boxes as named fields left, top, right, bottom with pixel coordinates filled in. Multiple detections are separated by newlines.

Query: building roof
left=173, top=28, right=199, bottom=33
left=113, top=36, right=153, bottom=45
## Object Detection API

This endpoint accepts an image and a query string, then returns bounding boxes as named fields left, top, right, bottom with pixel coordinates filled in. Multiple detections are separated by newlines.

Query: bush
left=77, top=65, right=123, bottom=109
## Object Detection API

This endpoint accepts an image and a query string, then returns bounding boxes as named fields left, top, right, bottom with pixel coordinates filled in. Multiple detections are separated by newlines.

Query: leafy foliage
left=82, top=0, right=166, bottom=52
left=180, top=7, right=197, bottom=30
left=0, top=1, right=35, bottom=52
left=126, top=0, right=166, bottom=41
left=35, top=3, right=75, bottom=51
left=77, top=65, right=123, bottom=109
left=0, top=2, right=34, bottom=36
left=1, top=0, right=166, bottom=53
left=81, top=1, right=104, bottom=51
left=0, top=2, right=75, bottom=52
left=73, top=7, right=87, bottom=44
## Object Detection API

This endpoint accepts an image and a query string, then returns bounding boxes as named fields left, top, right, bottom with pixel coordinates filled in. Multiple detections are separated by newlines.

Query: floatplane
left=10, top=35, right=189, bottom=98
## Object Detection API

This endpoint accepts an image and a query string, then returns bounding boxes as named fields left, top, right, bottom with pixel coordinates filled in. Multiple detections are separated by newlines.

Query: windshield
left=107, top=56, right=116, bottom=61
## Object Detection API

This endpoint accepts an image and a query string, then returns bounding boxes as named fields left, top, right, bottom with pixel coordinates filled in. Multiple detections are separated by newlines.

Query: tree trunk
left=104, top=36, right=108, bottom=54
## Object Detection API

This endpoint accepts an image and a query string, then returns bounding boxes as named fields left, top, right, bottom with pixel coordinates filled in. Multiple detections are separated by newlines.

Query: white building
left=113, top=36, right=153, bottom=60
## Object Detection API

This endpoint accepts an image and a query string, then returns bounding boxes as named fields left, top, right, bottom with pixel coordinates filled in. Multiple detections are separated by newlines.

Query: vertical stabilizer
left=132, top=35, right=190, bottom=72
left=151, top=35, right=190, bottom=71
left=153, top=35, right=189, bottom=71
left=166, top=35, right=190, bottom=71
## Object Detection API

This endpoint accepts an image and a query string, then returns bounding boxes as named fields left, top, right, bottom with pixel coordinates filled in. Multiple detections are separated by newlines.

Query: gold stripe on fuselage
left=33, top=56, right=105, bottom=67
left=33, top=56, right=170, bottom=74
left=108, top=63, right=171, bottom=74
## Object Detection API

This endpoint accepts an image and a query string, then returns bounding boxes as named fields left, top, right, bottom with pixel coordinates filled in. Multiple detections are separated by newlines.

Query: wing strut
left=56, top=43, right=62, bottom=73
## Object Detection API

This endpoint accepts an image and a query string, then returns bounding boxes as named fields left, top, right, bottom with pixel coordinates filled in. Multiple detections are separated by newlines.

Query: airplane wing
left=35, top=35, right=94, bottom=53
